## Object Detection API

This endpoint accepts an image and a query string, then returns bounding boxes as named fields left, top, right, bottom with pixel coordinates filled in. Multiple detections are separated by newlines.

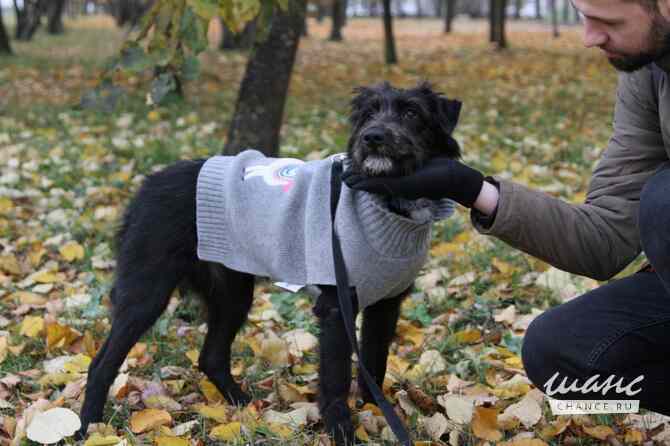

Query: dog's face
left=346, top=81, right=462, bottom=177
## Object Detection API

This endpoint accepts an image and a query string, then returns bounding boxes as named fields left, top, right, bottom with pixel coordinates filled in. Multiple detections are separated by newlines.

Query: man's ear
left=437, top=97, right=462, bottom=135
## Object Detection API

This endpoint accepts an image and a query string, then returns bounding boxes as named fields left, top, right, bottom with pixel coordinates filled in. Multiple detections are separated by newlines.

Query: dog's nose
left=362, top=129, right=386, bottom=147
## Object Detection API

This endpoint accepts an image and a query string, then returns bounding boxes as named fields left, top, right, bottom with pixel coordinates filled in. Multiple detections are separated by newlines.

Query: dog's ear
left=437, top=97, right=462, bottom=135
left=434, top=96, right=462, bottom=158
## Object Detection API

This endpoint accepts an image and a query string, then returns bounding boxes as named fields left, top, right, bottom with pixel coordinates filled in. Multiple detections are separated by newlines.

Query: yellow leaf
left=355, top=425, right=369, bottom=442
left=209, top=422, right=241, bottom=441
left=539, top=416, right=571, bottom=439
left=20, top=316, right=44, bottom=337
left=430, top=241, right=463, bottom=257
left=13, top=291, right=46, bottom=305
left=28, top=246, right=46, bottom=268
left=504, top=355, right=524, bottom=369
left=0, top=197, right=13, bottom=214
left=147, top=110, right=161, bottom=122
left=130, top=409, right=172, bottom=433
left=84, top=434, right=122, bottom=446
left=396, top=320, right=424, bottom=346
left=39, top=372, right=81, bottom=386
left=624, top=428, right=645, bottom=444
left=472, top=407, right=502, bottom=442
left=292, top=363, right=317, bottom=375
left=185, top=349, right=199, bottom=366
left=60, top=241, right=85, bottom=262
left=195, top=404, right=228, bottom=423
left=582, top=424, right=615, bottom=440
left=0, top=336, right=7, bottom=364
left=63, top=354, right=91, bottom=373
left=454, top=328, right=482, bottom=344
left=128, top=342, right=147, bottom=359
left=498, top=439, right=549, bottom=446
left=387, top=355, right=411, bottom=375
left=33, top=270, right=58, bottom=283
left=154, top=436, right=189, bottom=446
left=164, top=380, right=185, bottom=394
left=267, top=422, right=292, bottom=439
left=0, top=254, right=21, bottom=275
left=46, top=322, right=82, bottom=350
left=492, top=258, right=515, bottom=276
left=199, top=378, right=224, bottom=403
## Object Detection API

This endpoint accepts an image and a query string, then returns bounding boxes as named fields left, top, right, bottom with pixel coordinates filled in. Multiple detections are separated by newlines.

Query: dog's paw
left=224, top=385, right=252, bottom=407
left=323, top=401, right=355, bottom=446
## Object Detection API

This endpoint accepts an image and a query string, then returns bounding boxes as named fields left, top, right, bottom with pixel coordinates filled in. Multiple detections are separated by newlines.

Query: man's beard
left=608, top=14, right=670, bottom=72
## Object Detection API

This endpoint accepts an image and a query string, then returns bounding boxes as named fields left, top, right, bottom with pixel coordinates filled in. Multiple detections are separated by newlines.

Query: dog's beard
left=362, top=154, right=395, bottom=176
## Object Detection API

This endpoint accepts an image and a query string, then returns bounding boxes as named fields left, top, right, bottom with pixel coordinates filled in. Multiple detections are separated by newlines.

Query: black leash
left=329, top=160, right=412, bottom=445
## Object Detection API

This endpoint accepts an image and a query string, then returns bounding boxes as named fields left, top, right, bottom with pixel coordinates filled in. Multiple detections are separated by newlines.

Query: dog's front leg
left=358, top=290, right=407, bottom=405
left=313, top=286, right=356, bottom=446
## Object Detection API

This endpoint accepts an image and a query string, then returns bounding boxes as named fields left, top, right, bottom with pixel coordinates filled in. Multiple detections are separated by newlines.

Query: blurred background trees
left=0, top=0, right=581, bottom=153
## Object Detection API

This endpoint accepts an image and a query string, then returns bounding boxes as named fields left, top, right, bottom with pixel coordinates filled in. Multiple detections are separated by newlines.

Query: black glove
left=342, top=158, right=484, bottom=208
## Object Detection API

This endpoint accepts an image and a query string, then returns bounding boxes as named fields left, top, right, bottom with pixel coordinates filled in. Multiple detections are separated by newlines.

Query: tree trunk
left=534, top=0, right=541, bottom=19
left=434, top=0, right=442, bottom=18
left=550, top=0, right=559, bottom=37
left=225, top=0, right=306, bottom=156
left=0, top=6, right=12, bottom=55
left=47, top=0, right=66, bottom=34
left=370, top=0, right=380, bottom=16
left=330, top=0, right=343, bottom=41
left=382, top=0, right=397, bottom=64
left=316, top=0, right=326, bottom=21
left=341, top=0, right=348, bottom=25
left=444, top=0, right=456, bottom=33
left=514, top=0, right=522, bottom=19
left=15, top=0, right=43, bottom=41
left=416, top=0, right=423, bottom=17
left=490, top=0, right=507, bottom=49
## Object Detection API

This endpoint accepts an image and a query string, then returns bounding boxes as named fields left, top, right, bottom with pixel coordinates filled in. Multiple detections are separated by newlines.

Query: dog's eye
left=403, top=109, right=418, bottom=120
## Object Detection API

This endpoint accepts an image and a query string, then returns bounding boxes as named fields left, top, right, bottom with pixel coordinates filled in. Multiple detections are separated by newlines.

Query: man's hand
left=342, top=158, right=485, bottom=208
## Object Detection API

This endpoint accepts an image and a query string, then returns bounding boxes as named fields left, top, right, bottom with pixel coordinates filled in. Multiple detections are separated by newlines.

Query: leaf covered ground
left=1, top=15, right=668, bottom=446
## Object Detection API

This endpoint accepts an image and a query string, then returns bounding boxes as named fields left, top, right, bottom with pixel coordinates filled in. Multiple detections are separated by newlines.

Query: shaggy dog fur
left=78, top=81, right=462, bottom=445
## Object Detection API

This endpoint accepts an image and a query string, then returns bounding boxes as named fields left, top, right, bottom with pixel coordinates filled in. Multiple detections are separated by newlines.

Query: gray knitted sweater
left=196, top=150, right=455, bottom=310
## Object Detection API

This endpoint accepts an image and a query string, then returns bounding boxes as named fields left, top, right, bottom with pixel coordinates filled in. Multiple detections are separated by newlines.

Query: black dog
left=78, top=81, right=462, bottom=444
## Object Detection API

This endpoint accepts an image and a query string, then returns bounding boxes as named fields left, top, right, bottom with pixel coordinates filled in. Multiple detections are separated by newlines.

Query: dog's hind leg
left=193, top=263, right=254, bottom=406
left=78, top=270, right=181, bottom=437
left=357, top=289, right=407, bottom=405
left=313, top=286, right=356, bottom=446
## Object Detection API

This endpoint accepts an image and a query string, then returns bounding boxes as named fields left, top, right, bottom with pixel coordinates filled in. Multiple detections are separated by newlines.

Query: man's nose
left=583, top=21, right=607, bottom=48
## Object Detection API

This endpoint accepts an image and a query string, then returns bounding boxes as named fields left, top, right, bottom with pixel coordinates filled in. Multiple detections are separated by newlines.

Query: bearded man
left=344, top=0, right=670, bottom=415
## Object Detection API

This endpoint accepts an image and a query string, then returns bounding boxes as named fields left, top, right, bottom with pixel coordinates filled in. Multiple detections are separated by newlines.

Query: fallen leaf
left=59, top=241, right=85, bottom=262
left=199, top=378, right=224, bottom=403
left=20, top=315, right=44, bottom=337
left=472, top=406, right=502, bottom=441
left=195, top=404, right=228, bottom=423
left=26, top=408, right=81, bottom=444
left=154, top=435, right=190, bottom=446
left=129, top=409, right=172, bottom=433
left=437, top=394, right=474, bottom=424
left=209, top=422, right=242, bottom=441
left=582, top=424, right=615, bottom=441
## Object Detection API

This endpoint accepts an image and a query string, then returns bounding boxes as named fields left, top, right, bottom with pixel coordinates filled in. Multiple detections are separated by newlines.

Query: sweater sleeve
left=471, top=68, right=668, bottom=281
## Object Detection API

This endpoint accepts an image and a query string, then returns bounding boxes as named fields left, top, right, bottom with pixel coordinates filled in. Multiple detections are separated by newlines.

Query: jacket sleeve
left=472, top=68, right=668, bottom=281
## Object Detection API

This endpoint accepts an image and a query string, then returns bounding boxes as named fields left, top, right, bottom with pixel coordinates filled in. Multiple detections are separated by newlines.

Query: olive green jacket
left=472, top=61, right=670, bottom=280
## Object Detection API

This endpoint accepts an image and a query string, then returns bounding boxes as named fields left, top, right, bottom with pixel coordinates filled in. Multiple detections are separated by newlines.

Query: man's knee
left=521, top=309, right=590, bottom=396
left=639, top=167, right=670, bottom=252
